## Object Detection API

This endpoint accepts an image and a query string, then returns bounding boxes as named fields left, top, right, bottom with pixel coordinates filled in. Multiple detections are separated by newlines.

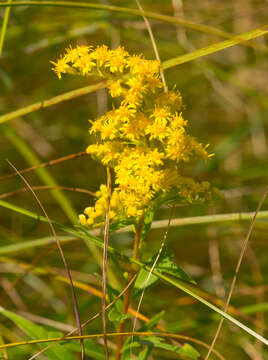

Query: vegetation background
left=0, top=0, right=267, bottom=359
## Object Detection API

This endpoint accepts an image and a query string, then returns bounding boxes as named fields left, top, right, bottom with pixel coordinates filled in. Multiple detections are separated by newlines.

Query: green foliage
left=122, top=336, right=200, bottom=359
left=0, top=1, right=268, bottom=359
left=0, top=307, right=77, bottom=360
left=135, top=245, right=195, bottom=291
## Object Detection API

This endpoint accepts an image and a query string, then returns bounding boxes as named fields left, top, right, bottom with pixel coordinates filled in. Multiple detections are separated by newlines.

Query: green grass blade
left=2, top=124, right=77, bottom=223
left=0, top=26, right=266, bottom=127
left=0, top=0, right=258, bottom=42
left=0, top=0, right=12, bottom=56
left=0, top=199, right=267, bottom=345
left=149, top=211, right=268, bottom=229
left=0, top=82, right=106, bottom=125
left=0, top=235, right=75, bottom=254
left=0, top=307, right=77, bottom=360
left=163, top=26, right=268, bottom=69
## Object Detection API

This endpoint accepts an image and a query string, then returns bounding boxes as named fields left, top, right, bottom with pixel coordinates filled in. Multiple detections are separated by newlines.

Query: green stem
left=0, top=82, right=107, bottom=124
left=0, top=0, right=12, bottom=56
left=115, top=215, right=144, bottom=360
left=0, top=25, right=266, bottom=127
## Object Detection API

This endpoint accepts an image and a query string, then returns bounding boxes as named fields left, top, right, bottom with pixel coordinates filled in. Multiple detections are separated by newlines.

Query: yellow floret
left=79, top=214, right=87, bottom=226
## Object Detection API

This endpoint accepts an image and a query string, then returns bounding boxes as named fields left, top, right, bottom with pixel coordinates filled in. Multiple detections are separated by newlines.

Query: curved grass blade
left=0, top=199, right=267, bottom=346
left=0, top=0, right=258, bottom=43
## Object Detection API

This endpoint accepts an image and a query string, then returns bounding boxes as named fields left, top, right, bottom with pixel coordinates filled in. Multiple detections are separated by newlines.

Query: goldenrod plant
left=52, top=45, right=213, bottom=228
left=1, top=2, right=268, bottom=359
left=50, top=44, right=218, bottom=359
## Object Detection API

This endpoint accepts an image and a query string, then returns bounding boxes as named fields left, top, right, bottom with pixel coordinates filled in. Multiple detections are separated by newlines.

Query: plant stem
left=115, top=215, right=144, bottom=360
left=102, top=167, right=112, bottom=359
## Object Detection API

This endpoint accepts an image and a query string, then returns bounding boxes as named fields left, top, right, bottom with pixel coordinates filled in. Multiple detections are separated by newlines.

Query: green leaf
left=135, top=246, right=194, bottom=290
left=178, top=344, right=200, bottom=359
left=137, top=347, right=151, bottom=360
left=141, top=336, right=179, bottom=352
left=0, top=307, right=77, bottom=360
left=109, top=218, right=134, bottom=232
left=64, top=340, right=105, bottom=359
left=139, top=311, right=166, bottom=332
left=134, top=268, right=158, bottom=290
left=155, top=247, right=195, bottom=284
left=106, top=285, right=130, bottom=325
left=141, top=208, right=155, bottom=242
left=122, top=336, right=200, bottom=360
left=108, top=307, right=130, bottom=323
left=241, top=302, right=268, bottom=315
left=137, top=337, right=200, bottom=359
left=121, top=339, right=140, bottom=360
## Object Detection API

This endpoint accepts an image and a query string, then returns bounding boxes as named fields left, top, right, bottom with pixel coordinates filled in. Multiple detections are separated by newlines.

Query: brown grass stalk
left=6, top=160, right=85, bottom=360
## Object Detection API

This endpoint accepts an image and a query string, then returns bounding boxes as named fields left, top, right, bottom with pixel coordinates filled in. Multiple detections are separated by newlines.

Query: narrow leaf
left=0, top=307, right=77, bottom=360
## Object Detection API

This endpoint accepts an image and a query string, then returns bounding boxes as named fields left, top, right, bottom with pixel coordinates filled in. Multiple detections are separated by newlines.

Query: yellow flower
left=126, top=76, right=147, bottom=93
left=79, top=214, right=87, bottom=226
left=127, top=54, right=145, bottom=73
left=91, top=45, right=110, bottom=67
left=114, top=105, right=136, bottom=123
left=146, top=118, right=167, bottom=141
left=108, top=80, right=123, bottom=97
left=52, top=44, right=212, bottom=227
left=72, top=54, right=95, bottom=76
left=100, top=120, right=118, bottom=140
left=106, top=46, right=128, bottom=73
left=50, top=57, right=70, bottom=79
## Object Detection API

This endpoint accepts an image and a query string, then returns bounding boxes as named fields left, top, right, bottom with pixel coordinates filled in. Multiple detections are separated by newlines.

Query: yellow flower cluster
left=79, top=185, right=121, bottom=226
left=52, top=45, right=213, bottom=226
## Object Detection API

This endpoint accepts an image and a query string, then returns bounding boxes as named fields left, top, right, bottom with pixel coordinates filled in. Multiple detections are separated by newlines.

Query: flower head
left=52, top=45, right=213, bottom=227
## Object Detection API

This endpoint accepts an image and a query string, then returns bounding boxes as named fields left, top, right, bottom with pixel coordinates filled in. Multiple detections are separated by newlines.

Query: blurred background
left=0, top=0, right=268, bottom=359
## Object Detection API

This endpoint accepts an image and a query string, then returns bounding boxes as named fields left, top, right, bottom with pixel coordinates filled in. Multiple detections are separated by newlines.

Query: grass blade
left=163, top=26, right=268, bottom=69
left=3, top=124, right=77, bottom=223
left=0, top=0, right=258, bottom=42
left=0, top=199, right=267, bottom=345
left=0, top=0, right=12, bottom=55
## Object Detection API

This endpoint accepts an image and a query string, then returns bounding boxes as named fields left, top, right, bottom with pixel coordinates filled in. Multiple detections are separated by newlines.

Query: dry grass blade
left=135, top=0, right=167, bottom=90
left=0, top=151, right=87, bottom=181
left=6, top=160, right=85, bottom=360
left=0, top=185, right=95, bottom=200
left=27, top=275, right=137, bottom=360
left=204, top=187, right=268, bottom=360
